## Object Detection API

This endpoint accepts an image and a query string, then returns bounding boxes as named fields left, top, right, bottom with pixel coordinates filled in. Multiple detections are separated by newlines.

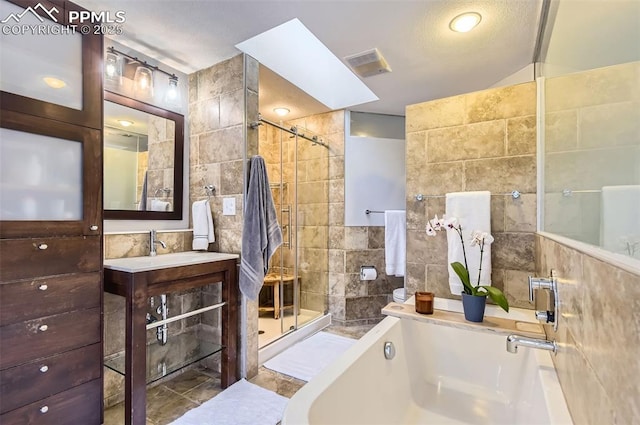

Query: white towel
left=445, top=191, right=491, bottom=294
left=192, top=199, right=215, bottom=251
left=150, top=199, right=170, bottom=211
left=384, top=210, right=406, bottom=277
left=600, top=185, right=640, bottom=258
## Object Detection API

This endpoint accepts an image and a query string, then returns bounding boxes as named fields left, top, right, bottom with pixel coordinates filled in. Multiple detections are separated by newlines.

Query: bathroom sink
left=104, top=251, right=239, bottom=273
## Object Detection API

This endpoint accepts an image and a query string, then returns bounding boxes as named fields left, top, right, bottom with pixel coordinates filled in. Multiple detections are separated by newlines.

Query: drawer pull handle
left=38, top=324, right=48, bottom=332
left=37, top=243, right=48, bottom=250
left=40, top=365, right=49, bottom=373
left=90, top=225, right=98, bottom=231
left=40, top=406, right=49, bottom=414
left=38, top=284, right=48, bottom=291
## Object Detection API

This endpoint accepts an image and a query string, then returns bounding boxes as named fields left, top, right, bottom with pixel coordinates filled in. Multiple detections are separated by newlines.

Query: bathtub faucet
left=506, top=334, right=557, bottom=354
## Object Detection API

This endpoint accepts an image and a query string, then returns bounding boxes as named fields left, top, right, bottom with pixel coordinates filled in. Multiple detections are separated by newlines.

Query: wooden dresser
left=0, top=1, right=104, bottom=423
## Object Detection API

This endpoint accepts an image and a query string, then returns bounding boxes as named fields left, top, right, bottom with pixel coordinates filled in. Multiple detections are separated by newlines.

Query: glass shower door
left=257, top=121, right=329, bottom=348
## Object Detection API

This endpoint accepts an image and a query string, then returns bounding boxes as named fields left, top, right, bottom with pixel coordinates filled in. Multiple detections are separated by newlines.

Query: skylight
left=235, top=18, right=379, bottom=110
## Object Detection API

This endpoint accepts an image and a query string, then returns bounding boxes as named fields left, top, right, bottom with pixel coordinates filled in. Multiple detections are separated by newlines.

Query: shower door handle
left=282, top=205, right=292, bottom=249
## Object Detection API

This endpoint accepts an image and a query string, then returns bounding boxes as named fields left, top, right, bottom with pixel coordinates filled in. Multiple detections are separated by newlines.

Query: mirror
left=103, top=91, right=184, bottom=220
left=540, top=1, right=640, bottom=263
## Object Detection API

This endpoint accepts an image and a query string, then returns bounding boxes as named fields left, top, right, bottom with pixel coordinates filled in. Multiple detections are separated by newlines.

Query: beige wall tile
left=425, top=264, right=452, bottom=298
left=344, top=227, right=368, bottom=250
left=198, top=126, right=244, bottom=163
left=546, top=62, right=639, bottom=112
left=492, top=232, right=535, bottom=271
left=506, top=115, right=536, bottom=155
left=406, top=95, right=465, bottom=132
left=545, top=110, right=578, bottom=153
left=422, top=162, right=464, bottom=195
left=579, top=101, right=640, bottom=148
left=465, top=155, right=536, bottom=193
left=537, top=234, right=640, bottom=424
left=545, top=147, right=637, bottom=192
left=504, top=193, right=537, bottom=232
left=427, top=120, right=505, bottom=162
left=466, top=82, right=536, bottom=123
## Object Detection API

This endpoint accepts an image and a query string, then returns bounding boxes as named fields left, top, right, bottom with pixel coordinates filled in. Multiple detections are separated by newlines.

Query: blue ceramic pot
left=461, top=292, right=486, bottom=322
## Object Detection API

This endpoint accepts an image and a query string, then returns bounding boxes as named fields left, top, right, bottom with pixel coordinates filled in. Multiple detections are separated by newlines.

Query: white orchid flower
left=444, top=217, right=459, bottom=229
left=470, top=230, right=494, bottom=246
left=470, top=230, right=482, bottom=247
left=425, top=221, right=437, bottom=236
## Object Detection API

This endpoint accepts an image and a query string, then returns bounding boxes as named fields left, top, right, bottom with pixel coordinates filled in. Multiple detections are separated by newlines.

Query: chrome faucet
left=149, top=230, right=167, bottom=257
left=506, top=334, right=557, bottom=354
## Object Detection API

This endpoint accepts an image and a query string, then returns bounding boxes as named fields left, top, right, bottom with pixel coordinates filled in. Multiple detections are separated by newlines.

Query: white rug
left=263, top=331, right=356, bottom=382
left=168, top=379, right=288, bottom=425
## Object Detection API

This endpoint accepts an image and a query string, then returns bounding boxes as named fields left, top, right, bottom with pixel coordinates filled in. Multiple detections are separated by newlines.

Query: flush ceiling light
left=273, top=107, right=290, bottom=117
left=118, top=120, right=134, bottom=127
left=43, top=77, right=66, bottom=89
left=449, top=12, right=482, bottom=33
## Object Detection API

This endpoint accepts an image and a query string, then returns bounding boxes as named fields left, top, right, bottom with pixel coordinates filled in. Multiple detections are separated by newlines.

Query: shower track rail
left=145, top=302, right=226, bottom=330
left=250, top=114, right=330, bottom=149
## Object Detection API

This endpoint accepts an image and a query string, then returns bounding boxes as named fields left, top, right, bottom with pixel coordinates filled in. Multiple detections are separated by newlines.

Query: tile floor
left=103, top=323, right=376, bottom=425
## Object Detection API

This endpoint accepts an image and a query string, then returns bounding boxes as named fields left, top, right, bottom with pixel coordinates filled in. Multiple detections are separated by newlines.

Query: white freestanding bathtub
left=282, top=299, right=573, bottom=425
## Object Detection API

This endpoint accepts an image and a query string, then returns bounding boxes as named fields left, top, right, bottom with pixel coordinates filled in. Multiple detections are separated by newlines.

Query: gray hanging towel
left=239, top=156, right=283, bottom=300
left=139, top=170, right=148, bottom=210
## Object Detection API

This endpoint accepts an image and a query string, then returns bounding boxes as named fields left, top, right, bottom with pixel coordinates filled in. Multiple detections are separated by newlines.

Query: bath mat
left=168, top=379, right=288, bottom=425
left=263, top=331, right=356, bottom=382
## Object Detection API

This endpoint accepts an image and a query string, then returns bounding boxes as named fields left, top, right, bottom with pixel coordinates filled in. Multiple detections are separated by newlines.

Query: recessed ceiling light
left=118, top=120, right=134, bottom=127
left=43, top=77, right=66, bottom=89
left=449, top=12, right=482, bottom=33
left=273, top=107, right=290, bottom=117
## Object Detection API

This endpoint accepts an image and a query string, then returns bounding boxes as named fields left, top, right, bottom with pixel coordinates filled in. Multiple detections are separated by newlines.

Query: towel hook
left=204, top=185, right=216, bottom=197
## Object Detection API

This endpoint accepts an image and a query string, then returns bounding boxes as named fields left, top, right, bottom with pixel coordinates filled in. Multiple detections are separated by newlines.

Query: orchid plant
left=426, top=215, right=509, bottom=312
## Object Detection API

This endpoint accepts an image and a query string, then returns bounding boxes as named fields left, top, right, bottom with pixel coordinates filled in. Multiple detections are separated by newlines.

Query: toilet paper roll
left=360, top=266, right=377, bottom=281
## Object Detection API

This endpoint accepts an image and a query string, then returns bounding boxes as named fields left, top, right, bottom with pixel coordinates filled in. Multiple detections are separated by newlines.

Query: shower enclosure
left=253, top=115, right=330, bottom=347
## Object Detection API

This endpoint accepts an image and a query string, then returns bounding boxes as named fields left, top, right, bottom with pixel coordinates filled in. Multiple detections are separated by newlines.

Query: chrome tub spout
left=506, top=334, right=557, bottom=354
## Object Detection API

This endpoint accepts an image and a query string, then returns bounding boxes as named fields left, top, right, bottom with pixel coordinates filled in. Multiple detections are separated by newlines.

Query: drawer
left=0, top=343, right=101, bottom=414
left=0, top=273, right=101, bottom=326
left=0, top=236, right=101, bottom=282
left=0, top=378, right=101, bottom=425
left=0, top=308, right=100, bottom=370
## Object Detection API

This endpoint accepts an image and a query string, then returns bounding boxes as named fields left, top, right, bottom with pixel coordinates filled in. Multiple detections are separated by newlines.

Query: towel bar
left=412, top=190, right=522, bottom=200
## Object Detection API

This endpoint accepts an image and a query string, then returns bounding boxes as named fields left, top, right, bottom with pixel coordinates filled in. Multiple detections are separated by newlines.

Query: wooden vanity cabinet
left=0, top=1, right=104, bottom=423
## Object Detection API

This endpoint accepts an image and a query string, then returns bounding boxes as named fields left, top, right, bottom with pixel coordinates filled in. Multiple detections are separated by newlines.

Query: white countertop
left=104, top=251, right=239, bottom=273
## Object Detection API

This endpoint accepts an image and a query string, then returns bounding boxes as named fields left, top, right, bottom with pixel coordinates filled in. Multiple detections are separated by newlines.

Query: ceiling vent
left=344, top=48, right=392, bottom=78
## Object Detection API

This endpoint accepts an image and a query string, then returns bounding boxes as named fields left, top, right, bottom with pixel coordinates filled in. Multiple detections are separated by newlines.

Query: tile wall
left=537, top=234, right=640, bottom=424
left=405, top=82, right=537, bottom=308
